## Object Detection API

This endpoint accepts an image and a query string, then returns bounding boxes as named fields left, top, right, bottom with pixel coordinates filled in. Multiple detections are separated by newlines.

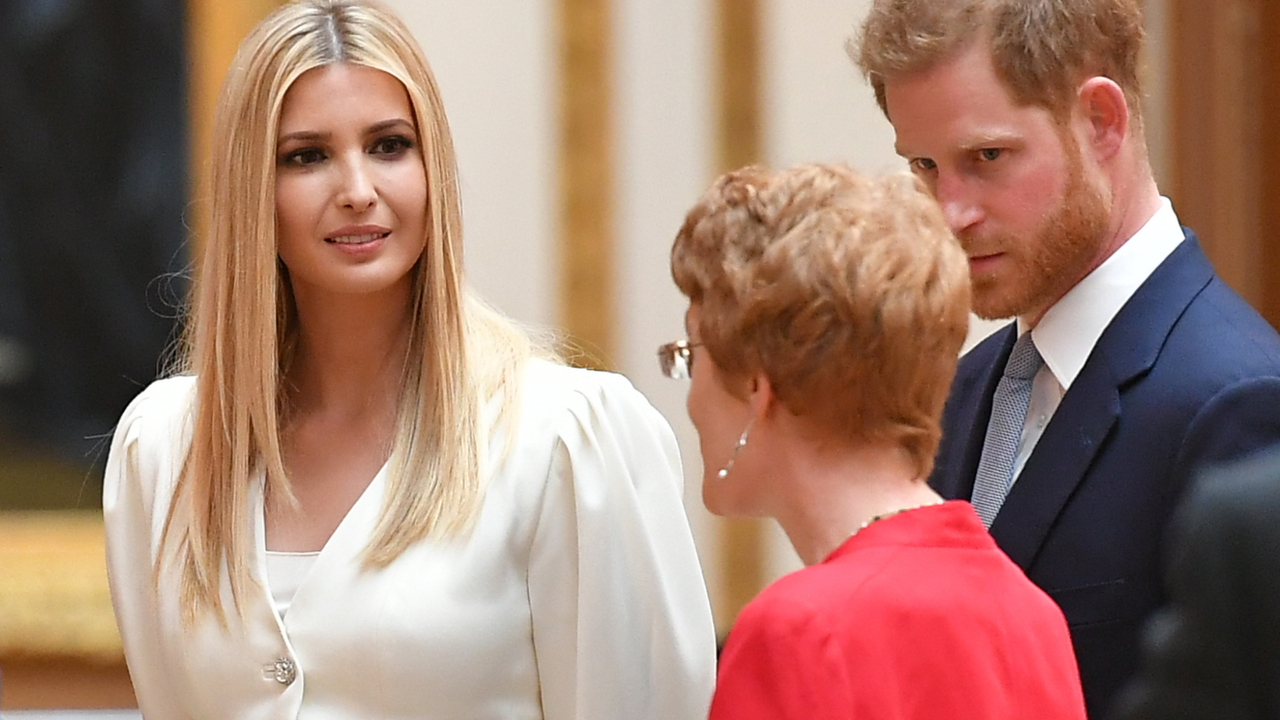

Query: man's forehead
left=882, top=54, right=1044, bottom=155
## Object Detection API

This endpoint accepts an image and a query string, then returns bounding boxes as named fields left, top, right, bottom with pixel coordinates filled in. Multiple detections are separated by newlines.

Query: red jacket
left=710, top=501, right=1086, bottom=720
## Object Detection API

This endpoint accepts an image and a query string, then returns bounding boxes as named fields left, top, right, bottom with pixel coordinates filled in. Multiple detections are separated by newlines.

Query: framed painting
left=0, top=0, right=187, bottom=709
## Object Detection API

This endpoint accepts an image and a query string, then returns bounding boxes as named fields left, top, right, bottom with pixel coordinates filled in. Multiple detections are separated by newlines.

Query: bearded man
left=855, top=1, right=1280, bottom=716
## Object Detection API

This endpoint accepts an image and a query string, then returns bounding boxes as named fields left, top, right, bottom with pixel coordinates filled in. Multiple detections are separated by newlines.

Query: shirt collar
left=1021, top=197, right=1185, bottom=390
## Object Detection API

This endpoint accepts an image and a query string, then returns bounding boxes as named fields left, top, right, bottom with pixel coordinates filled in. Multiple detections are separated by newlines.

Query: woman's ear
left=748, top=371, right=776, bottom=422
left=1077, top=76, right=1129, bottom=162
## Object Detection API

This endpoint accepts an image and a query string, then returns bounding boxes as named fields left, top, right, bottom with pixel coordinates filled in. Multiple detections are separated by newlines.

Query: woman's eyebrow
left=365, top=118, right=415, bottom=135
left=278, top=129, right=328, bottom=144
left=277, top=118, right=414, bottom=145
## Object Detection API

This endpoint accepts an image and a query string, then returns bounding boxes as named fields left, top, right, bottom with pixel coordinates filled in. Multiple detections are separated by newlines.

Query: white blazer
left=104, top=361, right=717, bottom=720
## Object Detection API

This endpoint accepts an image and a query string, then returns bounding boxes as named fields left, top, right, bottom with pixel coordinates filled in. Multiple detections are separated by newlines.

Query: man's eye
left=979, top=148, right=1002, bottom=162
left=910, top=158, right=937, bottom=172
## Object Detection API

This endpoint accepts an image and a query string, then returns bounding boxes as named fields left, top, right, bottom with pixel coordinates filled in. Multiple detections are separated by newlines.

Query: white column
left=762, top=0, right=900, bottom=174
left=611, top=0, right=719, bottom=605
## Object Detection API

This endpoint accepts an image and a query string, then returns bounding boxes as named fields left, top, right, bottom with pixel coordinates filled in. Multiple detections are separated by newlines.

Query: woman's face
left=685, top=303, right=758, bottom=517
left=275, top=63, right=428, bottom=301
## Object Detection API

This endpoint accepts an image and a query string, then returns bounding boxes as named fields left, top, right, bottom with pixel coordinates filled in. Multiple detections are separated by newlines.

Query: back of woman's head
left=671, top=163, right=970, bottom=477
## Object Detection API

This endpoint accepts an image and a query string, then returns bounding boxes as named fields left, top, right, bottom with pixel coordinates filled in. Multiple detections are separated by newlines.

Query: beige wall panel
left=383, top=0, right=559, bottom=328
left=612, top=0, right=719, bottom=618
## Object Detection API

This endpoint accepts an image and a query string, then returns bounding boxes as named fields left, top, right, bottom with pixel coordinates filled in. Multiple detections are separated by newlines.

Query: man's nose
left=935, top=174, right=982, bottom=235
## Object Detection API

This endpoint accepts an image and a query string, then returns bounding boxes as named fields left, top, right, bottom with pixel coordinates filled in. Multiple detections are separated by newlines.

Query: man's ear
left=1077, top=77, right=1129, bottom=162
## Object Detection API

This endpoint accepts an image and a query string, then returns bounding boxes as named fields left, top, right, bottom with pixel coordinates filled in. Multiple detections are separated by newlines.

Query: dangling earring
left=717, top=419, right=754, bottom=479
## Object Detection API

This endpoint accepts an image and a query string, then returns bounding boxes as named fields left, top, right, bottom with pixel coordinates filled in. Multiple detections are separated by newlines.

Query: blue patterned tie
left=971, top=332, right=1043, bottom=528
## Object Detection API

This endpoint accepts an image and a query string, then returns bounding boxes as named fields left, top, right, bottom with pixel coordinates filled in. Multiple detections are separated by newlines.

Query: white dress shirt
left=104, top=360, right=717, bottom=720
left=1009, top=198, right=1186, bottom=484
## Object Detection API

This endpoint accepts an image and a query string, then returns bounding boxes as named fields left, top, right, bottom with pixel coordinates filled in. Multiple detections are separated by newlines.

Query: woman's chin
left=700, top=474, right=728, bottom=516
left=701, top=475, right=754, bottom=518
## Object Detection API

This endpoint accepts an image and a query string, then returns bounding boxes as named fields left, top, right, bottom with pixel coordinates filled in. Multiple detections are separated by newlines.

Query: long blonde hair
left=165, top=0, right=537, bottom=624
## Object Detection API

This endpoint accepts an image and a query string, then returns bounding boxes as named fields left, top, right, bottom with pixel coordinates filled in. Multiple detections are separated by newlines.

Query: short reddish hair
left=852, top=0, right=1146, bottom=124
left=671, top=164, right=969, bottom=478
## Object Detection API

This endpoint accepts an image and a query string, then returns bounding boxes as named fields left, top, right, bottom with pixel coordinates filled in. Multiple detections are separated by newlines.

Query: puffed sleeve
left=526, top=370, right=716, bottom=720
left=102, top=378, right=192, bottom=720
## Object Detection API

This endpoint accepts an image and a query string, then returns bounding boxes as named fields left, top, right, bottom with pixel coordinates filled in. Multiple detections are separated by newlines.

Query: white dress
left=103, top=360, right=717, bottom=720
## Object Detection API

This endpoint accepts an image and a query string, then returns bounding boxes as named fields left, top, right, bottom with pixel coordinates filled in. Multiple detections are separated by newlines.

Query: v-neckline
left=254, top=460, right=390, bottom=618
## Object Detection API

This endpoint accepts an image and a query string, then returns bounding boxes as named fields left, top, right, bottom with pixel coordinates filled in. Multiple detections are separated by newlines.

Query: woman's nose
left=336, top=156, right=377, bottom=211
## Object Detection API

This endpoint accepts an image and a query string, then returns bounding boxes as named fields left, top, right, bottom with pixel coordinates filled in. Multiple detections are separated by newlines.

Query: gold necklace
left=853, top=499, right=946, bottom=537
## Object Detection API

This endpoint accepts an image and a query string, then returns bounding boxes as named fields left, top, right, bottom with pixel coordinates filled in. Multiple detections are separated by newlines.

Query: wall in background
left=384, top=0, right=1174, bottom=633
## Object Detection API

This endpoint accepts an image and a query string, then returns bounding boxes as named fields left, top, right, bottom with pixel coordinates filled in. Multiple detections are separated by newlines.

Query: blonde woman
left=102, top=1, right=715, bottom=717
left=662, top=164, right=1085, bottom=719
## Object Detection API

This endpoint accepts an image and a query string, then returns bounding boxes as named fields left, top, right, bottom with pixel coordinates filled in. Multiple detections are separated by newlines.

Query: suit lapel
left=988, top=232, right=1215, bottom=569
left=989, top=361, right=1120, bottom=569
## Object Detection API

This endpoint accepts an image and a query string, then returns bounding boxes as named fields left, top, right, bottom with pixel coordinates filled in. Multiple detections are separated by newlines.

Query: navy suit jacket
left=929, top=232, right=1280, bottom=718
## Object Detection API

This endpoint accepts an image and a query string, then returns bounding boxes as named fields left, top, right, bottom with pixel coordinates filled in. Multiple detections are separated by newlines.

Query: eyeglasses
left=657, top=340, right=701, bottom=380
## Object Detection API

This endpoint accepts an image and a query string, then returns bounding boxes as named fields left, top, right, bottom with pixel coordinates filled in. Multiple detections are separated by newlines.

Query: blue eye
left=910, top=158, right=937, bottom=172
left=979, top=148, right=1002, bottom=161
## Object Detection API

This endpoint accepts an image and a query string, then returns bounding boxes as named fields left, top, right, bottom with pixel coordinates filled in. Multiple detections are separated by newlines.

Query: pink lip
left=325, top=224, right=391, bottom=239
left=968, top=253, right=1002, bottom=272
left=324, top=224, right=391, bottom=255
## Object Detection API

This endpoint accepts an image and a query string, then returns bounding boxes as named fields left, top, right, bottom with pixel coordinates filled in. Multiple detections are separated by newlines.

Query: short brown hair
left=671, top=164, right=970, bottom=478
left=852, top=0, right=1146, bottom=123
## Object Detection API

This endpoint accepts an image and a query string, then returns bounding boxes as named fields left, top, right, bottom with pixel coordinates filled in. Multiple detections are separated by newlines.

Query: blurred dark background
left=0, top=0, right=189, bottom=509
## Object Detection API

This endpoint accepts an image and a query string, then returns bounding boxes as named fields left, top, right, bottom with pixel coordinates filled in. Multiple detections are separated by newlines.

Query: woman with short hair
left=662, top=163, right=1086, bottom=720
